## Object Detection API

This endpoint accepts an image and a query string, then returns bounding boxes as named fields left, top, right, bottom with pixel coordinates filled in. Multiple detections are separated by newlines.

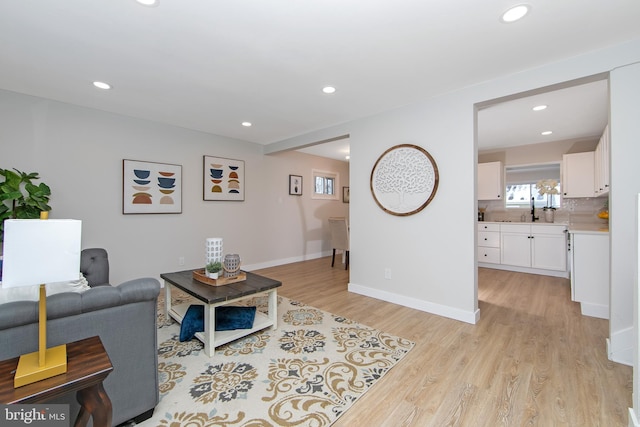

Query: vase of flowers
left=536, top=179, right=559, bottom=223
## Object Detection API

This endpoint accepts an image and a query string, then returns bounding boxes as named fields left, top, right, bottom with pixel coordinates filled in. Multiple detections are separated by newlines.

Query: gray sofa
left=0, top=248, right=160, bottom=426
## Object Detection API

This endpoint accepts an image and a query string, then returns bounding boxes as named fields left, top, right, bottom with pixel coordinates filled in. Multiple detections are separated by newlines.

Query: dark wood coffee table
left=160, top=270, right=281, bottom=356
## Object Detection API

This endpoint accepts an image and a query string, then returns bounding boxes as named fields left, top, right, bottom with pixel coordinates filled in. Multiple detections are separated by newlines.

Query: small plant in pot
left=205, top=261, right=222, bottom=279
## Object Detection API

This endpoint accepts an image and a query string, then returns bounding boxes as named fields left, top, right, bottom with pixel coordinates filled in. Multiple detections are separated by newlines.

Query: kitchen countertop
left=479, top=220, right=608, bottom=234
left=479, top=221, right=568, bottom=226
left=568, top=223, right=609, bottom=234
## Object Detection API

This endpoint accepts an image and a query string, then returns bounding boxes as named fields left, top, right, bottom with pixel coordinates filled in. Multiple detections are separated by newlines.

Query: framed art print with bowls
left=123, top=159, right=182, bottom=214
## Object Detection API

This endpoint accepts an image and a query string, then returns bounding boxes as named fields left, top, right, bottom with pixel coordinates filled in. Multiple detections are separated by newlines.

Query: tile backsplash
left=479, top=197, right=608, bottom=225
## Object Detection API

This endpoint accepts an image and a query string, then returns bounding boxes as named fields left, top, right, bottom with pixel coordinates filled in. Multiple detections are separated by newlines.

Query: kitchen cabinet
left=477, top=223, right=500, bottom=264
left=501, top=224, right=567, bottom=272
left=478, top=161, right=503, bottom=200
left=500, top=225, right=531, bottom=267
left=478, top=222, right=568, bottom=277
left=594, top=124, right=610, bottom=196
left=562, top=152, right=595, bottom=198
left=570, top=231, right=609, bottom=319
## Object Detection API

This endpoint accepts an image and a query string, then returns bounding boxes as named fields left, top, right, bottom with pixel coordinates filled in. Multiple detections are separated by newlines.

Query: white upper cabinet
left=478, top=161, right=503, bottom=201
left=561, top=152, right=595, bottom=198
left=594, top=124, right=610, bottom=196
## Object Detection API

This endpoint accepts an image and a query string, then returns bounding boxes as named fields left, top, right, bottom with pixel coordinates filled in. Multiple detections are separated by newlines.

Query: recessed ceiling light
left=322, top=86, right=336, bottom=94
left=136, top=0, right=159, bottom=6
left=93, top=81, right=111, bottom=90
left=532, top=105, right=547, bottom=111
left=501, top=4, right=530, bottom=23
left=541, top=131, right=553, bottom=136
left=241, top=122, right=252, bottom=127
left=345, top=155, right=350, bottom=160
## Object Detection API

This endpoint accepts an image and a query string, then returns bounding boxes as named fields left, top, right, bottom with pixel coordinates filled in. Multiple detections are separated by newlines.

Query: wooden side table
left=0, top=336, right=113, bottom=427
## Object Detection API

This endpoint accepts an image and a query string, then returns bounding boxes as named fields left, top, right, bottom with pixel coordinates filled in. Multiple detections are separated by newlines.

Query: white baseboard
left=478, top=263, right=569, bottom=278
left=348, top=282, right=480, bottom=324
left=608, top=326, right=634, bottom=366
left=580, top=302, right=610, bottom=319
left=629, top=407, right=640, bottom=427
left=243, top=251, right=331, bottom=271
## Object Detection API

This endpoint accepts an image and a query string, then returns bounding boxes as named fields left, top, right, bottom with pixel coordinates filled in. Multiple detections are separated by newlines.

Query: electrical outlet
left=384, top=268, right=392, bottom=279
left=179, top=257, right=185, bottom=266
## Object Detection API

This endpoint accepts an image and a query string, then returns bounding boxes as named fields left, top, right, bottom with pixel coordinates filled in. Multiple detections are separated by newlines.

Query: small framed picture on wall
left=343, top=186, right=350, bottom=203
left=289, top=175, right=302, bottom=195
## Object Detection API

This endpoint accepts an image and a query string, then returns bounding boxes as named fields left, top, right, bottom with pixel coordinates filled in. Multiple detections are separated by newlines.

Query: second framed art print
left=203, top=156, right=245, bottom=201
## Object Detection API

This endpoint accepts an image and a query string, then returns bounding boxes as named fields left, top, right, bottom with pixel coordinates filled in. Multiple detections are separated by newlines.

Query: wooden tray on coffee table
left=192, top=269, right=247, bottom=286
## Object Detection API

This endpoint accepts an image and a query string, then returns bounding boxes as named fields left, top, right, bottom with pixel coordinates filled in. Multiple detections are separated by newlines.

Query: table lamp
left=1, top=218, right=82, bottom=387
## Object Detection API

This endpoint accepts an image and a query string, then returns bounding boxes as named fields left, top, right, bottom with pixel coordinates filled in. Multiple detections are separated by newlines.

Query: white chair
left=328, top=217, right=350, bottom=270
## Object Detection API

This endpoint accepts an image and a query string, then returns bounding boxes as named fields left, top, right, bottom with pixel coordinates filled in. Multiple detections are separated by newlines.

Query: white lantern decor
left=205, top=238, right=223, bottom=264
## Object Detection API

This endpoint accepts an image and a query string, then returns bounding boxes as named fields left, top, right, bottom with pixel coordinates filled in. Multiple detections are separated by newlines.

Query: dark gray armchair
left=80, top=247, right=110, bottom=286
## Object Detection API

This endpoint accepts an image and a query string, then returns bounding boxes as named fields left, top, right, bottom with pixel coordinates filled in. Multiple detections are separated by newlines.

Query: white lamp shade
left=1, top=219, right=82, bottom=288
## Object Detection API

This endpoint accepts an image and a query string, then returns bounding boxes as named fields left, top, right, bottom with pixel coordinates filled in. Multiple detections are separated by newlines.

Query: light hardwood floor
left=254, top=257, right=633, bottom=426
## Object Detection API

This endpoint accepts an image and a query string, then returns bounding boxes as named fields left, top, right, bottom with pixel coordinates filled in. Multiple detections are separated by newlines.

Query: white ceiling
left=477, top=78, right=609, bottom=150
left=1, top=1, right=638, bottom=160
left=300, top=79, right=610, bottom=162
left=297, top=138, right=351, bottom=163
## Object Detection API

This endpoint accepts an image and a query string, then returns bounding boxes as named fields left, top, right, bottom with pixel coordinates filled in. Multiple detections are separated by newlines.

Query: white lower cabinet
left=532, top=232, right=568, bottom=271
left=478, top=222, right=568, bottom=276
left=501, top=224, right=567, bottom=272
left=477, top=223, right=500, bottom=264
left=500, top=227, right=531, bottom=267
left=570, top=232, right=609, bottom=319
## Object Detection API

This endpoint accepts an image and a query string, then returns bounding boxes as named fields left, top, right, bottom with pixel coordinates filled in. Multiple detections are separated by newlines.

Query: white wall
left=347, top=90, right=479, bottom=323
left=0, top=90, right=349, bottom=284
left=270, top=38, right=640, bottom=327
left=608, top=62, right=640, bottom=426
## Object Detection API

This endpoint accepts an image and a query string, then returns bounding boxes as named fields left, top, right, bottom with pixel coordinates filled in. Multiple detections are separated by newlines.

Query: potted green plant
left=205, top=261, right=222, bottom=279
left=0, top=168, right=52, bottom=243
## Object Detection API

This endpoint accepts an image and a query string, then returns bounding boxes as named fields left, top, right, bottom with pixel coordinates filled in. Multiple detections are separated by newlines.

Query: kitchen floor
left=255, top=258, right=632, bottom=426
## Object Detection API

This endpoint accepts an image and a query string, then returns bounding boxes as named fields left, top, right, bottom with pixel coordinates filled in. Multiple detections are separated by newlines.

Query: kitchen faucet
left=531, top=197, right=539, bottom=222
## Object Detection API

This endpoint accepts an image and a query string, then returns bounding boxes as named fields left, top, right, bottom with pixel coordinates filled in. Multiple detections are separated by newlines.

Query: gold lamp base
left=14, top=344, right=67, bottom=388
left=13, top=284, right=67, bottom=388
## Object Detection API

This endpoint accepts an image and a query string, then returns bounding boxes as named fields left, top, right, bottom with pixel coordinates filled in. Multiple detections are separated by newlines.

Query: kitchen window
left=505, top=163, right=562, bottom=209
left=506, top=183, right=561, bottom=209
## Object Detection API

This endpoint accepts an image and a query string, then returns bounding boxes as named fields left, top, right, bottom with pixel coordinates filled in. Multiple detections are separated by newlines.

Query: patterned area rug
left=139, top=292, right=414, bottom=426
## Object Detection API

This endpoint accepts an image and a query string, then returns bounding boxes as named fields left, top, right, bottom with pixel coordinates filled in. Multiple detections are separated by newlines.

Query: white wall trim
left=629, top=407, right=640, bottom=427
left=478, top=263, right=569, bottom=278
left=348, top=282, right=480, bottom=324
left=580, top=302, right=610, bottom=319
left=607, top=326, right=634, bottom=366
left=243, top=251, right=332, bottom=271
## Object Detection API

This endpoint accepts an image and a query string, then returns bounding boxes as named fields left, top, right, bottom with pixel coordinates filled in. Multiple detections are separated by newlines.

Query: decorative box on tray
left=193, top=269, right=247, bottom=286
